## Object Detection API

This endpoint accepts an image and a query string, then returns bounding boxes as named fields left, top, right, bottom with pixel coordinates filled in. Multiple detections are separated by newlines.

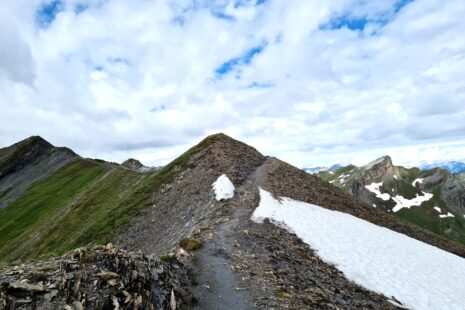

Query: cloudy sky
left=1, top=0, right=465, bottom=168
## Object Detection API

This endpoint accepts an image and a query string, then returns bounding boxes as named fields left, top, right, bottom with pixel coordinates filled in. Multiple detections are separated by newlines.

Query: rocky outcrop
left=348, top=156, right=395, bottom=196
left=421, top=168, right=465, bottom=216
left=362, top=156, right=394, bottom=182
left=121, top=158, right=145, bottom=170
left=0, top=136, right=78, bottom=209
left=0, top=244, right=196, bottom=310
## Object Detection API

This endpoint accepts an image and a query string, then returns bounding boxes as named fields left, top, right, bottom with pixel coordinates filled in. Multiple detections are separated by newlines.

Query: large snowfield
left=252, top=188, right=465, bottom=310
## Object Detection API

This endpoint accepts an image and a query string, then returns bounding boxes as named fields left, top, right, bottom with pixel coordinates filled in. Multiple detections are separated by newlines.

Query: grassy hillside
left=0, top=134, right=231, bottom=266
left=396, top=187, right=465, bottom=246
left=0, top=159, right=114, bottom=264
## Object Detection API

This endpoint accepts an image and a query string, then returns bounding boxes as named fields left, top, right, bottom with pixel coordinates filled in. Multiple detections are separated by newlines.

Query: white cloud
left=0, top=0, right=464, bottom=168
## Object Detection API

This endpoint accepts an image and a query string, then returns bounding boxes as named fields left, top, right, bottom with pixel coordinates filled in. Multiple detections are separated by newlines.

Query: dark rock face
left=362, top=156, right=394, bottom=183
left=0, top=244, right=195, bottom=310
left=348, top=156, right=394, bottom=197
left=421, top=168, right=465, bottom=215
left=0, top=136, right=78, bottom=209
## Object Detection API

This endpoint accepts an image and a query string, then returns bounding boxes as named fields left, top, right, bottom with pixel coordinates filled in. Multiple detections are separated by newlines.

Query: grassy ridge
left=0, top=159, right=109, bottom=263
left=0, top=133, right=225, bottom=266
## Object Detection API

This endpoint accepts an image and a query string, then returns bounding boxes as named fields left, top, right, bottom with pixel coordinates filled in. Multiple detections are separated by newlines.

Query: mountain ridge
left=0, top=136, right=78, bottom=209
left=1, top=134, right=465, bottom=309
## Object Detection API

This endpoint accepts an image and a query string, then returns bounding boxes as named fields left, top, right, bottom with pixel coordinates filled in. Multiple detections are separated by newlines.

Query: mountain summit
left=0, top=136, right=78, bottom=209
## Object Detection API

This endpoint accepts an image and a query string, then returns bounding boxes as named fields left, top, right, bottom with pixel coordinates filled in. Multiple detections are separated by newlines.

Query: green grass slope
left=0, top=133, right=233, bottom=266
left=396, top=187, right=465, bottom=246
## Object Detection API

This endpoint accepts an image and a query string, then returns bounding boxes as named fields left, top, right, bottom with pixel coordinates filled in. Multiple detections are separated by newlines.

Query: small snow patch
left=391, top=192, right=433, bottom=212
left=412, top=178, right=424, bottom=186
left=365, top=182, right=433, bottom=212
left=212, top=174, right=235, bottom=201
left=439, top=212, right=454, bottom=218
left=252, top=188, right=465, bottom=310
left=393, top=175, right=398, bottom=180
left=365, top=182, right=390, bottom=201
left=433, top=206, right=442, bottom=213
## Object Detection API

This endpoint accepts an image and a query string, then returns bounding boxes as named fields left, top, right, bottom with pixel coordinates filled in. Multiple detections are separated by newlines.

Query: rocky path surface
left=191, top=158, right=280, bottom=309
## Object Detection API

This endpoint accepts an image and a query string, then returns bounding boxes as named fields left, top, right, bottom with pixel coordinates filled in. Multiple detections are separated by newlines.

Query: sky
left=1, top=0, right=465, bottom=168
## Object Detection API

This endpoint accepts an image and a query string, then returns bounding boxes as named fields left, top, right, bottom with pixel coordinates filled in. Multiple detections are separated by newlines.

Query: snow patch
left=391, top=192, right=433, bottom=212
left=365, top=182, right=433, bottom=212
left=212, top=174, right=235, bottom=201
left=364, top=182, right=390, bottom=201
left=251, top=189, right=465, bottom=310
left=411, top=178, right=424, bottom=186
left=433, top=206, right=442, bottom=213
left=393, top=175, right=398, bottom=180
left=439, top=212, right=455, bottom=218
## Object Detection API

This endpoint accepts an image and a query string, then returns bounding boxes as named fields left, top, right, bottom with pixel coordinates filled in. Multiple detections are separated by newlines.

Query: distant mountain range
left=418, top=160, right=465, bottom=174
left=306, top=160, right=465, bottom=174
left=303, top=164, right=343, bottom=174
left=317, top=156, right=465, bottom=246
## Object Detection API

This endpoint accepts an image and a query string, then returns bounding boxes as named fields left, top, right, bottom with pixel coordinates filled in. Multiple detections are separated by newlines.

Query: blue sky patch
left=74, top=3, right=88, bottom=14
left=331, top=16, right=370, bottom=31
left=321, top=0, right=414, bottom=32
left=107, top=57, right=131, bottom=66
left=36, top=0, right=63, bottom=28
left=248, top=82, right=274, bottom=88
left=150, top=105, right=167, bottom=112
left=233, top=0, right=267, bottom=7
left=215, top=43, right=267, bottom=77
left=211, top=10, right=235, bottom=21
left=394, top=0, right=414, bottom=13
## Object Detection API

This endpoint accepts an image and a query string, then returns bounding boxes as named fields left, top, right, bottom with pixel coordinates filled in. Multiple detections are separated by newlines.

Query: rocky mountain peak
left=0, top=136, right=78, bottom=209
left=362, top=155, right=394, bottom=181
left=365, top=155, right=393, bottom=170
left=16, top=135, right=53, bottom=151
left=121, top=158, right=145, bottom=170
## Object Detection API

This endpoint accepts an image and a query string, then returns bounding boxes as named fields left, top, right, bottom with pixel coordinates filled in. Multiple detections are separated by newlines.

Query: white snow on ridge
left=391, top=192, right=433, bottom=212
left=439, top=212, right=455, bottom=218
left=251, top=189, right=465, bottom=310
left=434, top=206, right=442, bottom=213
left=364, top=182, right=390, bottom=201
left=412, top=178, right=424, bottom=186
left=212, top=174, right=235, bottom=201
left=365, top=181, right=433, bottom=212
